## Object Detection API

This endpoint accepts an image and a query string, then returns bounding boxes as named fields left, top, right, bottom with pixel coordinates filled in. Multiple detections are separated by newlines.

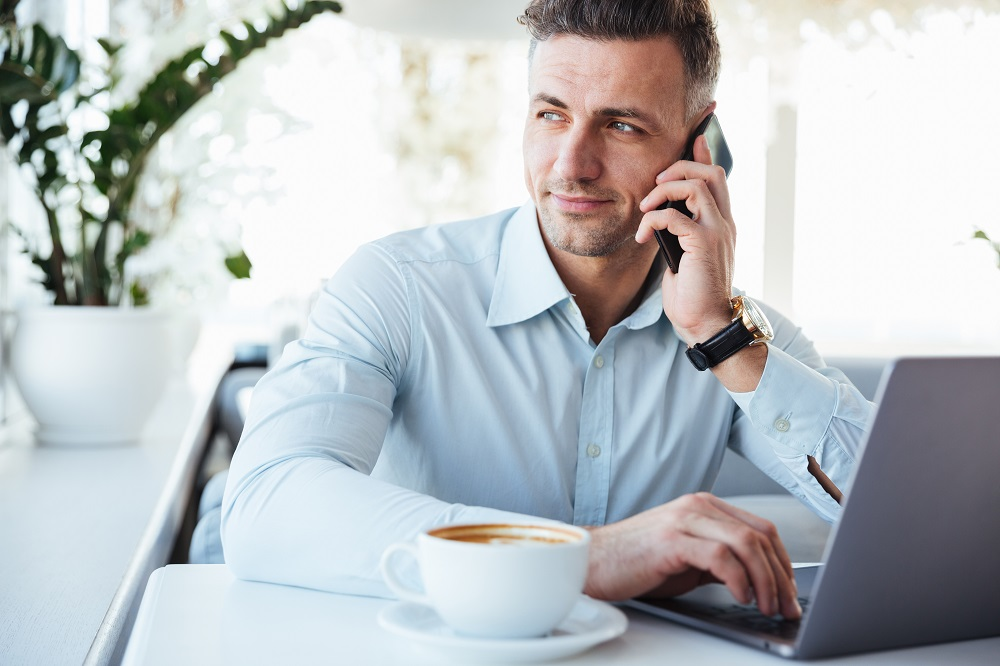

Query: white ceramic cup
left=380, top=522, right=590, bottom=639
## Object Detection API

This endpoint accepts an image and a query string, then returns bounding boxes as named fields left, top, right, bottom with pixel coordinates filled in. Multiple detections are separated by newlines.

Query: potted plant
left=0, top=0, right=342, bottom=444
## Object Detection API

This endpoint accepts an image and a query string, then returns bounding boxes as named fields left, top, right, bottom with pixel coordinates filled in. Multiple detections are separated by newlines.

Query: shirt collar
left=487, top=202, right=571, bottom=328
left=486, top=201, right=668, bottom=333
left=624, top=269, right=668, bottom=331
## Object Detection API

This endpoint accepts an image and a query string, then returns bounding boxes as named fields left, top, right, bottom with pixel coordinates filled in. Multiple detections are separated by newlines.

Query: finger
left=681, top=495, right=796, bottom=617
left=763, top=541, right=803, bottom=619
left=669, top=534, right=754, bottom=605
left=683, top=510, right=779, bottom=614
left=726, top=526, right=787, bottom=617
left=638, top=179, right=693, bottom=213
left=636, top=178, right=721, bottom=241
left=707, top=497, right=796, bottom=581
left=634, top=205, right=700, bottom=245
left=710, top=508, right=799, bottom=618
left=654, top=158, right=720, bottom=187
left=656, top=142, right=732, bottom=218
left=742, top=528, right=800, bottom=618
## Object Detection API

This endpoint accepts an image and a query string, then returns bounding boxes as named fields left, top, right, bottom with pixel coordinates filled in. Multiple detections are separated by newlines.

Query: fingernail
left=640, top=196, right=648, bottom=207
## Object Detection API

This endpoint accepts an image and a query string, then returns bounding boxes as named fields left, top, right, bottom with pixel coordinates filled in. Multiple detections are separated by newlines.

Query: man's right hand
left=583, top=492, right=802, bottom=619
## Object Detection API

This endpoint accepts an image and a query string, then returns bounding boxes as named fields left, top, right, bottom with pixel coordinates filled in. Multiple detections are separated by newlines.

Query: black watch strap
left=685, top=319, right=756, bottom=371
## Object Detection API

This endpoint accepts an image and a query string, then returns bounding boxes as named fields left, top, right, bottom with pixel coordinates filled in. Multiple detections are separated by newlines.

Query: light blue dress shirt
left=222, top=203, right=871, bottom=597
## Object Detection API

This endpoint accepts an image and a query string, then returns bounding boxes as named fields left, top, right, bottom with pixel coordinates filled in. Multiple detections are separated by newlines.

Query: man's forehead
left=528, top=34, right=687, bottom=124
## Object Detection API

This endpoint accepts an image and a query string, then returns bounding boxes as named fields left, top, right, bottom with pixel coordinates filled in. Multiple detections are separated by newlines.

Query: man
left=222, top=0, right=871, bottom=620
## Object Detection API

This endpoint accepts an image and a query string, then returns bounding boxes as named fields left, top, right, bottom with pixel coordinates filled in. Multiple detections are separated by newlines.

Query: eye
left=610, top=120, right=641, bottom=133
left=540, top=111, right=564, bottom=122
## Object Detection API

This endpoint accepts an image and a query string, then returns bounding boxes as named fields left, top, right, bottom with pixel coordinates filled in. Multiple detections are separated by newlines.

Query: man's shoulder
left=370, top=206, right=522, bottom=266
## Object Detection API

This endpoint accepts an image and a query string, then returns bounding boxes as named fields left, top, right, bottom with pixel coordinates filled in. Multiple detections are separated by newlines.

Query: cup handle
left=380, top=542, right=429, bottom=604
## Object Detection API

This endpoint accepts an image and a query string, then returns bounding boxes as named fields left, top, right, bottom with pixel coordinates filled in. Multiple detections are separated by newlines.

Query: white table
left=123, top=565, right=1000, bottom=665
left=0, top=326, right=234, bottom=666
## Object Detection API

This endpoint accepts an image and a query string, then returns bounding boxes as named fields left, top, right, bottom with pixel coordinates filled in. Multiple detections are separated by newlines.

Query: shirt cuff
left=727, top=345, right=838, bottom=457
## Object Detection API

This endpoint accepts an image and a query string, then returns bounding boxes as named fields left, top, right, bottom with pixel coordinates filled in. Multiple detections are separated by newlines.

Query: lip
left=550, top=193, right=613, bottom=213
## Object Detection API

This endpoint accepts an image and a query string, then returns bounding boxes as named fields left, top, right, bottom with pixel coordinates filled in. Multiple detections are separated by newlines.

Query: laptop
left=626, top=356, right=1000, bottom=659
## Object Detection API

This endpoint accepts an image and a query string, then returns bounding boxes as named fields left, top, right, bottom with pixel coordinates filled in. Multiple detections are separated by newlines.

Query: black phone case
left=653, top=113, right=733, bottom=273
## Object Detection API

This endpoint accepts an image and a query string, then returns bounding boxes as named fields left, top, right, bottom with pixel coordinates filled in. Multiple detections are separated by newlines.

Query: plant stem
left=42, top=204, right=70, bottom=304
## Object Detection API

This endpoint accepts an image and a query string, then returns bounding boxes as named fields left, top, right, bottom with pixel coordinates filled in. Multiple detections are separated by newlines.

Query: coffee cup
left=379, top=522, right=590, bottom=639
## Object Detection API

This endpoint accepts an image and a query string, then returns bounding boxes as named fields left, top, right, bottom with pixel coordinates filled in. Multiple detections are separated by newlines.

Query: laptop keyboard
left=699, top=597, right=810, bottom=640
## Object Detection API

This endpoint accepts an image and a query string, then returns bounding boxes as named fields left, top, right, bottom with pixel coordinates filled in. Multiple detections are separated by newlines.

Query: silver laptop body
left=626, top=356, right=1000, bottom=659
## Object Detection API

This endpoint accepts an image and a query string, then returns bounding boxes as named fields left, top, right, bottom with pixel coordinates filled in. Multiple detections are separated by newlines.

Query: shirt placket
left=572, top=334, right=616, bottom=527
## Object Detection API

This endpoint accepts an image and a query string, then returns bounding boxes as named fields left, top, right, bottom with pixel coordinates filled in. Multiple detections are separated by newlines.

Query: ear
left=690, top=101, right=718, bottom=132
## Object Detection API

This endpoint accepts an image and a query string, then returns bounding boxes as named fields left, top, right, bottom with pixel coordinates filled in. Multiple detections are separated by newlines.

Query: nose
left=553, top=125, right=601, bottom=183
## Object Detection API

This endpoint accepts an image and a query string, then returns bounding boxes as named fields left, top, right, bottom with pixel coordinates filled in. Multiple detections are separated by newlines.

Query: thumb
left=692, top=133, right=713, bottom=166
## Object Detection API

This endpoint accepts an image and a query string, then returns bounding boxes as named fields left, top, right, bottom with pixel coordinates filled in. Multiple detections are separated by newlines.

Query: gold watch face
left=735, top=296, right=774, bottom=342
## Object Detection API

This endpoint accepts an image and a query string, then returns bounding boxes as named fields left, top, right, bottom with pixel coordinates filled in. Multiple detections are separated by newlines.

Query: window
left=791, top=11, right=1000, bottom=355
left=6, top=2, right=1000, bottom=359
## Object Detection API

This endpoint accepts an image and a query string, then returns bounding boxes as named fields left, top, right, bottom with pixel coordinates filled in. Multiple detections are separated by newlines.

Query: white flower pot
left=10, top=307, right=176, bottom=446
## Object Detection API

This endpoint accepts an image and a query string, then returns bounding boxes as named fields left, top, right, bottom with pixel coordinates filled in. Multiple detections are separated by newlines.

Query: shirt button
left=774, top=418, right=791, bottom=432
left=586, top=443, right=602, bottom=458
left=594, top=355, right=605, bottom=369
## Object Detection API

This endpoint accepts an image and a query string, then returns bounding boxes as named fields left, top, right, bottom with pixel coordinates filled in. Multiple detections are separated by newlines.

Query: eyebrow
left=531, top=93, right=662, bottom=132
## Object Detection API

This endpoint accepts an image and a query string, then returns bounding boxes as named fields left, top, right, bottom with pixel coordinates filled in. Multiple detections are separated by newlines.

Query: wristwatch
left=685, top=295, right=774, bottom=371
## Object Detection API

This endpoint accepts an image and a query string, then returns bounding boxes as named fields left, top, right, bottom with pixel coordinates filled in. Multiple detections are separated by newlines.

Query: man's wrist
left=684, top=296, right=774, bottom=373
left=679, top=315, right=734, bottom=347
left=675, top=299, right=735, bottom=346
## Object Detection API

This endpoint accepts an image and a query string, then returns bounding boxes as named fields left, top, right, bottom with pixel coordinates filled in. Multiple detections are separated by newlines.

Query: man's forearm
left=222, top=458, right=543, bottom=596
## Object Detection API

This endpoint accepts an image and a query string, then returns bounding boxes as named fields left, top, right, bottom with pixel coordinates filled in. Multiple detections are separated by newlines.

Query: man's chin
left=537, top=208, right=637, bottom=257
left=545, top=229, right=636, bottom=259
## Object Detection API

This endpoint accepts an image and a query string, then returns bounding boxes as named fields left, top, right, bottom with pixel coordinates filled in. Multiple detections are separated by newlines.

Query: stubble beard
left=538, top=189, right=640, bottom=258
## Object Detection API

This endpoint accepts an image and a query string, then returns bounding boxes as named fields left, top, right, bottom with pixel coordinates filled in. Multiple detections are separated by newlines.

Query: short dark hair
left=518, top=0, right=721, bottom=120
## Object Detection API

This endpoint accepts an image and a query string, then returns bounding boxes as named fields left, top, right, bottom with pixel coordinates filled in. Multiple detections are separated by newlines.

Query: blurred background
left=3, top=0, right=1000, bottom=362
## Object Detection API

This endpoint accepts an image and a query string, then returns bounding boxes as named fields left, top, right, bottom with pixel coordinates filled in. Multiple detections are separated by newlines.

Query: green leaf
left=129, top=280, right=150, bottom=307
left=178, top=45, right=204, bottom=70
left=96, top=38, right=122, bottom=57
left=2, top=1, right=342, bottom=305
left=29, top=24, right=55, bottom=78
left=0, top=23, right=80, bottom=105
left=123, top=228, right=152, bottom=255
left=34, top=123, right=66, bottom=144
left=0, top=105, right=15, bottom=138
left=46, top=44, right=81, bottom=91
left=224, top=250, right=253, bottom=279
left=972, top=228, right=1000, bottom=269
left=218, top=30, right=244, bottom=60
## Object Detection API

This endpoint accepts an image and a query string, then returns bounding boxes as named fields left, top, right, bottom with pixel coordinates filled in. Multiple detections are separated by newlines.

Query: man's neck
left=545, top=240, right=661, bottom=345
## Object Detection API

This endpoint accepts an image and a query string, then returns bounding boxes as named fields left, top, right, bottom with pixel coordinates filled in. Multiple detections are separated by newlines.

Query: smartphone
left=653, top=113, right=734, bottom=273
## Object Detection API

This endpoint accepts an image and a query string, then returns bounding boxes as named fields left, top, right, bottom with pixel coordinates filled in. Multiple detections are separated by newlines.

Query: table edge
left=82, top=359, right=228, bottom=666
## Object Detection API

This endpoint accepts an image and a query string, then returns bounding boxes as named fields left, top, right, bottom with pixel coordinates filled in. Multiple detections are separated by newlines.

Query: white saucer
left=377, top=596, right=628, bottom=663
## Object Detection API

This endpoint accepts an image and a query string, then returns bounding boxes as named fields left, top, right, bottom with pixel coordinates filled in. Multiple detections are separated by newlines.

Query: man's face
left=523, top=35, right=691, bottom=259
